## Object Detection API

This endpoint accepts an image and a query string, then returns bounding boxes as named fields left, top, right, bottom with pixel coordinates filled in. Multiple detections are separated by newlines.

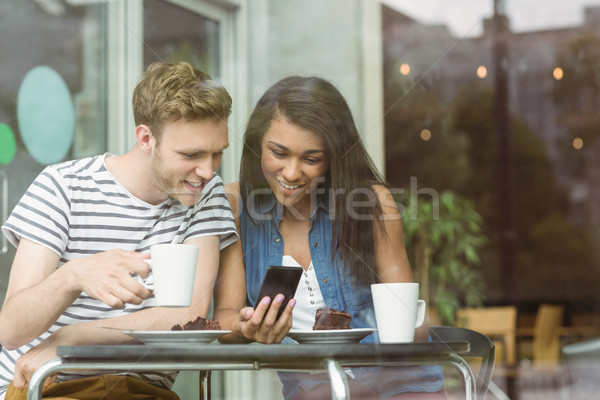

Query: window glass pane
left=143, top=0, right=220, bottom=78
left=382, top=2, right=600, bottom=311
left=0, top=0, right=107, bottom=300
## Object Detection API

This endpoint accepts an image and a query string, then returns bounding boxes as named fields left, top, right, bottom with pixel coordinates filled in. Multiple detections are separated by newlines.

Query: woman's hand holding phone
left=236, top=294, right=296, bottom=343
left=232, top=265, right=302, bottom=343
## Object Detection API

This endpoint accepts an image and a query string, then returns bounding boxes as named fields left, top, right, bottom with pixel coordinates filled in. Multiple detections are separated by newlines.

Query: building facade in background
left=383, top=5, right=600, bottom=308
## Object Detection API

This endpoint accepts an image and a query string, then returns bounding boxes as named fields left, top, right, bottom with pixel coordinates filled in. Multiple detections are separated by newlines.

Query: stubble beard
left=149, top=147, right=197, bottom=206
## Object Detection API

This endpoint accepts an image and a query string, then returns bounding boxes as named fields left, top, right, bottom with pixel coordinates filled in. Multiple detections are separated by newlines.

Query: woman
left=214, top=76, right=445, bottom=399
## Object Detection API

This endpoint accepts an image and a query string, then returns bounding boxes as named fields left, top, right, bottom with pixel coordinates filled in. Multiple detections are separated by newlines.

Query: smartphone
left=254, top=265, right=303, bottom=320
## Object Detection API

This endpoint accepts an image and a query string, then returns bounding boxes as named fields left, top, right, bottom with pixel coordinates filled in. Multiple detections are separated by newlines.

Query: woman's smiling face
left=260, top=117, right=329, bottom=216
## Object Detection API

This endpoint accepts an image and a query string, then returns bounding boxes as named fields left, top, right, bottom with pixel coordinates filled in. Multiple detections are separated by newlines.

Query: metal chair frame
left=430, top=326, right=496, bottom=400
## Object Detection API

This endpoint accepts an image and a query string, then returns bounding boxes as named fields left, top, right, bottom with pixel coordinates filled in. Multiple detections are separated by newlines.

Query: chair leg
left=199, top=370, right=211, bottom=400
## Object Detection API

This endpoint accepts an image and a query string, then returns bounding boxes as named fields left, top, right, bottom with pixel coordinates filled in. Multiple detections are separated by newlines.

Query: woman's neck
left=283, top=196, right=313, bottom=221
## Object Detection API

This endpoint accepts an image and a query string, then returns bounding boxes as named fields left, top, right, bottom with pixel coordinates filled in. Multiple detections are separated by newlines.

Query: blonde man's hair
left=132, top=61, right=232, bottom=140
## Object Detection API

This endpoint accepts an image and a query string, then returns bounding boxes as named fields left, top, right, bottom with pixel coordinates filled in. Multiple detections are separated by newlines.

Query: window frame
left=106, top=0, right=246, bottom=184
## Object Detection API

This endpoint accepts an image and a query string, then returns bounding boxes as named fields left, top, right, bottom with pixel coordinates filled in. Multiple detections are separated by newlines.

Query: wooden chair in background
left=512, top=304, right=569, bottom=399
left=516, top=303, right=565, bottom=367
left=456, top=306, right=518, bottom=366
left=456, top=306, right=517, bottom=399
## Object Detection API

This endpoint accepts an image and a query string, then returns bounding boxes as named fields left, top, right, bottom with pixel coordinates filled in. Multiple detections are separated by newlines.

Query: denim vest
left=240, top=192, right=444, bottom=399
left=241, top=192, right=377, bottom=341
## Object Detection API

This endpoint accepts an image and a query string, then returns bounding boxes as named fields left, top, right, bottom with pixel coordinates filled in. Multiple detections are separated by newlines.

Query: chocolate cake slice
left=171, top=316, right=221, bottom=331
left=312, top=307, right=352, bottom=330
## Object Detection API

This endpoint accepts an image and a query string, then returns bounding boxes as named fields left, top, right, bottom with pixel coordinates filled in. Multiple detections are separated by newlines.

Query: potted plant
left=396, top=190, right=488, bottom=325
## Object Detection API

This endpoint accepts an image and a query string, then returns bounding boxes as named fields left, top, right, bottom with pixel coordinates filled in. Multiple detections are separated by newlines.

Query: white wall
left=229, top=0, right=385, bottom=182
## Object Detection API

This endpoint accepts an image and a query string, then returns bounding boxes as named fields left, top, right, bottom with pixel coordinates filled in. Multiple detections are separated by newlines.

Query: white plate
left=124, top=330, right=231, bottom=346
left=288, top=328, right=376, bottom=344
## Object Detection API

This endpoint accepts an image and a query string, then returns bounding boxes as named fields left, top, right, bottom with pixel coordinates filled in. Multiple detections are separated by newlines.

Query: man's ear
left=136, top=124, right=154, bottom=151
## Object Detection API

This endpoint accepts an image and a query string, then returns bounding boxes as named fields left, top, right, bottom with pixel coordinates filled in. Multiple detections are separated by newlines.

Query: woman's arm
left=372, top=185, right=428, bottom=340
left=372, top=184, right=414, bottom=283
left=213, top=182, right=294, bottom=343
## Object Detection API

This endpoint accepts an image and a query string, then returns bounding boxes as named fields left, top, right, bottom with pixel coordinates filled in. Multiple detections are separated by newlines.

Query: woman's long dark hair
left=240, top=76, right=386, bottom=286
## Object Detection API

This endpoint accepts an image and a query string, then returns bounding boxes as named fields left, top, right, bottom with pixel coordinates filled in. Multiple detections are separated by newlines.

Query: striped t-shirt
left=0, top=154, right=238, bottom=396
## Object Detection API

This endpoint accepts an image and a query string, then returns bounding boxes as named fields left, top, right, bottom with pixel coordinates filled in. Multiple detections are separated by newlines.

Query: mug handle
left=414, top=300, right=426, bottom=327
left=132, top=259, right=154, bottom=290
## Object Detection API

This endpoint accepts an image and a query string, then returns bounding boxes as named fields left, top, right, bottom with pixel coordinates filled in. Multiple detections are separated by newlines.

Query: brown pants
left=5, top=375, right=180, bottom=400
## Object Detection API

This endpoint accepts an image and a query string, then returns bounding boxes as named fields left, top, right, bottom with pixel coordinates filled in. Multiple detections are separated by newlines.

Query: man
left=0, top=61, right=237, bottom=399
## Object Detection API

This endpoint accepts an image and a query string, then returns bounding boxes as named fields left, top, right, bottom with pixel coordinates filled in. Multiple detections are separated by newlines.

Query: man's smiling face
left=150, top=117, right=229, bottom=206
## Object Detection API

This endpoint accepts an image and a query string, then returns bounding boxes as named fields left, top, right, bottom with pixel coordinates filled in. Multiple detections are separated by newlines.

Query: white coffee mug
left=138, top=243, right=199, bottom=307
left=371, top=282, right=426, bottom=343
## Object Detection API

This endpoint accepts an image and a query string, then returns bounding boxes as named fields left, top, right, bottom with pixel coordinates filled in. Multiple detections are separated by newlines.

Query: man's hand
left=11, top=328, right=64, bottom=389
left=0, top=240, right=153, bottom=350
left=235, top=294, right=296, bottom=343
left=65, top=249, right=153, bottom=308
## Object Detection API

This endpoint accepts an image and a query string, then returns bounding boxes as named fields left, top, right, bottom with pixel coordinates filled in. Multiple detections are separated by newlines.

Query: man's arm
left=0, top=238, right=152, bottom=349
left=9, top=233, right=220, bottom=389
left=48, top=234, right=220, bottom=334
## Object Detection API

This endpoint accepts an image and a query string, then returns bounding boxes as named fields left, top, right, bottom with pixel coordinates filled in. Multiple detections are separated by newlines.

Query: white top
left=281, top=255, right=326, bottom=331
left=281, top=255, right=355, bottom=378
